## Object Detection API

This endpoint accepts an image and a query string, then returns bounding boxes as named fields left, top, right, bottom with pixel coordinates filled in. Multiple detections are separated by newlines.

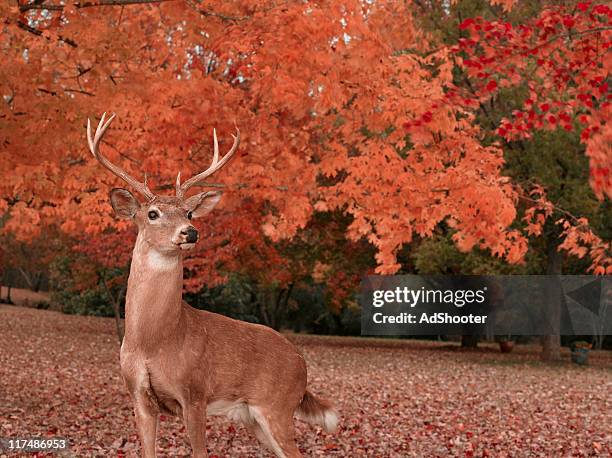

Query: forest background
left=1, top=0, right=611, bottom=361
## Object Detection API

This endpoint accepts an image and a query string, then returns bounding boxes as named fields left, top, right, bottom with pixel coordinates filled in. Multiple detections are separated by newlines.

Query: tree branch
left=517, top=193, right=583, bottom=225
left=37, top=87, right=58, bottom=96
left=16, top=20, right=78, bottom=47
left=154, top=182, right=289, bottom=192
left=64, top=88, right=95, bottom=96
left=19, top=0, right=251, bottom=27
left=530, top=26, right=612, bottom=54
left=196, top=7, right=248, bottom=22
left=19, top=0, right=176, bottom=12
left=185, top=0, right=265, bottom=23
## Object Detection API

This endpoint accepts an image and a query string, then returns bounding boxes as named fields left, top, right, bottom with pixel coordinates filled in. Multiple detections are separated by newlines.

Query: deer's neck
left=123, top=235, right=184, bottom=349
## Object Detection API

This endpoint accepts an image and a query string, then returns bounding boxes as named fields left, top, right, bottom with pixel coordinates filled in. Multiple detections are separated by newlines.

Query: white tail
left=86, top=113, right=337, bottom=458
left=296, top=391, right=339, bottom=433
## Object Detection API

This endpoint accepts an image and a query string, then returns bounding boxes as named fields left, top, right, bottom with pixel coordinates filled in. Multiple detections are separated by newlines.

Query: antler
left=87, top=112, right=155, bottom=201
left=176, top=128, right=240, bottom=198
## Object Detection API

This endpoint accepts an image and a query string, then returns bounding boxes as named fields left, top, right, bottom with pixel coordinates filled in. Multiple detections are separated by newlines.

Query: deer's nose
left=181, top=227, right=199, bottom=243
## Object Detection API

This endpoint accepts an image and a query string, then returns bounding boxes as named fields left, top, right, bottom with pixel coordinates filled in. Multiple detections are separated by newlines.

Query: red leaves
left=593, top=4, right=612, bottom=16
left=485, top=80, right=498, bottom=91
left=562, top=16, right=575, bottom=29
left=453, top=2, right=611, bottom=201
left=459, top=18, right=476, bottom=30
left=577, top=2, right=591, bottom=12
left=3, top=306, right=612, bottom=456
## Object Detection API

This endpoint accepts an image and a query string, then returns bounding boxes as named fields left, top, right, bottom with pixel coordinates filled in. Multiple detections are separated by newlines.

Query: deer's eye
left=148, top=210, right=159, bottom=220
left=187, top=211, right=193, bottom=220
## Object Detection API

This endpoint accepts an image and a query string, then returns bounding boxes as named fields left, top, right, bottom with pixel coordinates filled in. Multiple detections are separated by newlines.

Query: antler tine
left=87, top=113, right=155, bottom=201
left=177, top=127, right=240, bottom=198
left=175, top=171, right=182, bottom=196
left=213, top=128, right=220, bottom=165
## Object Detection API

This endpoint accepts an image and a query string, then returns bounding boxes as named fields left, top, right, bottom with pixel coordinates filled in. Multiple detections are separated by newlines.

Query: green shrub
left=53, top=287, right=114, bottom=317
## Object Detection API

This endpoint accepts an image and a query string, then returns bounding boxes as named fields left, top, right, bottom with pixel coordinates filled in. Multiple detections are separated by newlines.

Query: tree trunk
left=272, top=283, right=294, bottom=331
left=461, top=335, right=479, bottom=348
left=541, top=334, right=561, bottom=361
left=255, top=285, right=294, bottom=331
left=33, top=272, right=44, bottom=292
left=18, top=268, right=36, bottom=291
left=101, top=276, right=125, bottom=344
left=541, top=241, right=563, bottom=361
left=111, top=286, right=126, bottom=344
left=256, top=290, right=273, bottom=329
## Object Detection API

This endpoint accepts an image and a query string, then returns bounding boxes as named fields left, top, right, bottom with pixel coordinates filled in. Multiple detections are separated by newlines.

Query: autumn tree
left=451, top=1, right=610, bottom=267
left=73, top=231, right=133, bottom=340
left=1, top=0, right=533, bottom=271
left=410, top=0, right=610, bottom=357
left=455, top=1, right=611, bottom=360
left=1, top=0, right=609, bottom=338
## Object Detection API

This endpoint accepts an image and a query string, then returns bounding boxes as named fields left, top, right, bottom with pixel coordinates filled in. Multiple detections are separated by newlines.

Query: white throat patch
left=146, top=250, right=179, bottom=271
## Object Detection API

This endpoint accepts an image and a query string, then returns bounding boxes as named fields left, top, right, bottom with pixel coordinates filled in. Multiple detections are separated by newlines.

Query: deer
left=86, top=113, right=338, bottom=458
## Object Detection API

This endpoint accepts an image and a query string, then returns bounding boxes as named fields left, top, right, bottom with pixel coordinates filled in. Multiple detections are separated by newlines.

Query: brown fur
left=86, top=117, right=338, bottom=457
left=113, top=196, right=337, bottom=458
left=296, top=391, right=337, bottom=433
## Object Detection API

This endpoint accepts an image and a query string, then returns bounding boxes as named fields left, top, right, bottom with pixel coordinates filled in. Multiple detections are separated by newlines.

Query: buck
left=86, top=113, right=338, bottom=458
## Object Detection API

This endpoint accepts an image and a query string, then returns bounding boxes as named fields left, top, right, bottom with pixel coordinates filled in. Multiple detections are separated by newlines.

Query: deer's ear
left=110, top=188, right=139, bottom=219
left=184, top=191, right=222, bottom=218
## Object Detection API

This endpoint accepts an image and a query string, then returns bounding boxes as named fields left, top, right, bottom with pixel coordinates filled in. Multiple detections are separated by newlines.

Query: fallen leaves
left=0, top=306, right=611, bottom=457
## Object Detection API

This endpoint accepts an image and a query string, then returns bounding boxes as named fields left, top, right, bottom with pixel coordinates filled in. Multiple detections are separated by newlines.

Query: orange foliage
left=1, top=0, right=609, bottom=286
left=558, top=218, right=612, bottom=275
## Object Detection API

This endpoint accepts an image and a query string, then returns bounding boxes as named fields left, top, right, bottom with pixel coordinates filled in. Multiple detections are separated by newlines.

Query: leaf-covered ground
left=1, top=306, right=611, bottom=457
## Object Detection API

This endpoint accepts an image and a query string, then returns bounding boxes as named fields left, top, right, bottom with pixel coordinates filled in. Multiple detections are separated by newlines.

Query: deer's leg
left=247, top=421, right=275, bottom=452
left=250, top=407, right=301, bottom=458
left=120, top=355, right=159, bottom=458
left=182, top=401, right=207, bottom=458
left=133, top=395, right=158, bottom=458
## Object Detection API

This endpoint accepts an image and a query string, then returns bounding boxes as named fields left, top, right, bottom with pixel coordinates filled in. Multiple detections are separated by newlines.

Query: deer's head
left=87, top=113, right=239, bottom=255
